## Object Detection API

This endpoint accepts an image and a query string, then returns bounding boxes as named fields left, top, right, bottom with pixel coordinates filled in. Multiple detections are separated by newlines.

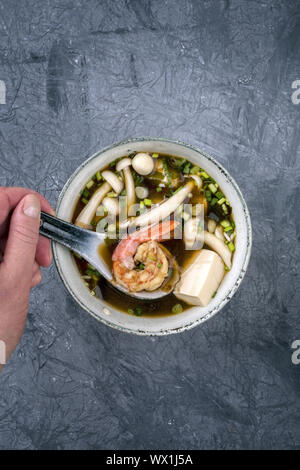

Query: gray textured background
left=0, top=0, right=299, bottom=450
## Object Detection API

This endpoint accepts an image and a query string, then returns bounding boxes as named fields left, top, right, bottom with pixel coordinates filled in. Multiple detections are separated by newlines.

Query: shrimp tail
left=112, top=220, right=178, bottom=267
left=132, top=219, right=178, bottom=242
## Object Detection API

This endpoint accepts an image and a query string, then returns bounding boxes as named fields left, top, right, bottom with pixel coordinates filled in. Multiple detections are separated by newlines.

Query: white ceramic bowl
left=53, top=138, right=252, bottom=335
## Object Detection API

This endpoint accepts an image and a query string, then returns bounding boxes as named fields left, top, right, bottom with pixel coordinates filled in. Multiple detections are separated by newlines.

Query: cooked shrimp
left=112, top=220, right=177, bottom=292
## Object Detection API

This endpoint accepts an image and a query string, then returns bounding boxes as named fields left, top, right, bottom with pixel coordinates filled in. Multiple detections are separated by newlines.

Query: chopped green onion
left=228, top=242, right=235, bottom=252
left=107, top=191, right=117, bottom=198
left=96, top=171, right=102, bottom=181
left=81, top=198, right=89, bottom=205
left=208, top=183, right=217, bottom=194
left=156, top=187, right=162, bottom=192
left=224, top=225, right=233, bottom=232
left=210, top=197, right=218, bottom=206
left=215, top=191, right=224, bottom=199
left=170, top=157, right=186, bottom=169
left=222, top=203, right=228, bottom=214
left=128, top=308, right=134, bottom=315
left=205, top=190, right=212, bottom=201
left=157, top=263, right=162, bottom=268
left=172, top=303, right=183, bottom=314
left=200, top=170, right=210, bottom=179
left=140, top=201, right=145, bottom=209
left=82, top=188, right=90, bottom=198
left=220, top=219, right=231, bottom=228
left=86, top=180, right=94, bottom=189
left=134, top=307, right=142, bottom=316
left=183, top=163, right=191, bottom=174
left=190, top=166, right=200, bottom=175
left=212, top=291, right=217, bottom=298
left=217, top=197, right=226, bottom=205
left=85, top=268, right=100, bottom=278
left=144, top=198, right=152, bottom=207
left=224, top=265, right=230, bottom=271
left=152, top=153, right=159, bottom=158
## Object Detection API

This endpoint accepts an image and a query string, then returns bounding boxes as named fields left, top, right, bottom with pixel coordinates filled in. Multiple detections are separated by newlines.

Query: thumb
left=3, top=194, right=41, bottom=285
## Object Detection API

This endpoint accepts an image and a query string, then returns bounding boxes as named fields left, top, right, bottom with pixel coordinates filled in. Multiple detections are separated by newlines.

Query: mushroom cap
left=102, top=196, right=119, bottom=216
left=102, top=170, right=124, bottom=194
left=132, top=153, right=154, bottom=176
left=187, top=174, right=202, bottom=189
left=135, top=186, right=149, bottom=199
left=116, top=158, right=132, bottom=172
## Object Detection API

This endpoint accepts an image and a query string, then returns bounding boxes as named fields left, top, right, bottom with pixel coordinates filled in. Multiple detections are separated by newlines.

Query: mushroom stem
left=120, top=180, right=194, bottom=229
left=203, top=230, right=232, bottom=269
left=75, top=182, right=111, bottom=229
left=123, top=166, right=136, bottom=216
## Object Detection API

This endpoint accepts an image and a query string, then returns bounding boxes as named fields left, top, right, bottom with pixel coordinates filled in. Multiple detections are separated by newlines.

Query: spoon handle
left=39, top=211, right=103, bottom=254
left=39, top=213, right=169, bottom=299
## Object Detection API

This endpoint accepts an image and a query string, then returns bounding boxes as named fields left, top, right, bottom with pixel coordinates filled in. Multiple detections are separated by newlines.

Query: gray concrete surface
left=0, top=0, right=300, bottom=449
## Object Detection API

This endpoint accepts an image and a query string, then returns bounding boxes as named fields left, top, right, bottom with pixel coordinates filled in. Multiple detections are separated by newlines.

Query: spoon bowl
left=40, top=211, right=173, bottom=300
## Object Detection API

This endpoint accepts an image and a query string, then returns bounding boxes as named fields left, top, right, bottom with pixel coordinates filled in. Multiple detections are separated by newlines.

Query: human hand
left=0, top=187, right=55, bottom=368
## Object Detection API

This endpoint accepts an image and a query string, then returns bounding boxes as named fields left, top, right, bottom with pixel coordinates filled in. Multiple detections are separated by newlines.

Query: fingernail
left=23, top=195, right=40, bottom=218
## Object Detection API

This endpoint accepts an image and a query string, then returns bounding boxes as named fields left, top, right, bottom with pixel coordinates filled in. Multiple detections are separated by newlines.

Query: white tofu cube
left=174, top=249, right=225, bottom=306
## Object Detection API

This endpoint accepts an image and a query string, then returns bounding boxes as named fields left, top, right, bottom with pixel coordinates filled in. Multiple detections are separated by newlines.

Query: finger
left=32, top=260, right=40, bottom=277
left=31, top=268, right=42, bottom=288
left=2, top=194, right=41, bottom=286
left=35, top=236, right=52, bottom=267
left=0, top=187, right=55, bottom=265
left=0, top=235, right=52, bottom=268
left=0, top=188, right=11, bottom=237
left=0, top=187, right=55, bottom=237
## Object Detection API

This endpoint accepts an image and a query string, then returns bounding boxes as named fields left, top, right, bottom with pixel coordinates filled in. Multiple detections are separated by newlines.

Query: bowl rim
left=53, top=137, right=252, bottom=335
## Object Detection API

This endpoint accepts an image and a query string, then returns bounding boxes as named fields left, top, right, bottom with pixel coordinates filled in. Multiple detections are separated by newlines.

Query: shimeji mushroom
left=101, top=170, right=124, bottom=195
left=132, top=153, right=154, bottom=175
left=102, top=196, right=119, bottom=217
left=214, top=224, right=225, bottom=241
left=207, top=218, right=217, bottom=233
left=120, top=180, right=195, bottom=229
left=185, top=174, right=202, bottom=189
left=75, top=170, right=123, bottom=229
left=135, top=186, right=149, bottom=200
left=183, top=217, right=204, bottom=250
left=116, top=158, right=136, bottom=216
left=183, top=218, right=232, bottom=268
left=203, top=230, right=232, bottom=269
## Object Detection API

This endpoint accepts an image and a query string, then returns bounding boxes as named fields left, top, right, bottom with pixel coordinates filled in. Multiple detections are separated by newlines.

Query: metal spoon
left=39, top=211, right=172, bottom=300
